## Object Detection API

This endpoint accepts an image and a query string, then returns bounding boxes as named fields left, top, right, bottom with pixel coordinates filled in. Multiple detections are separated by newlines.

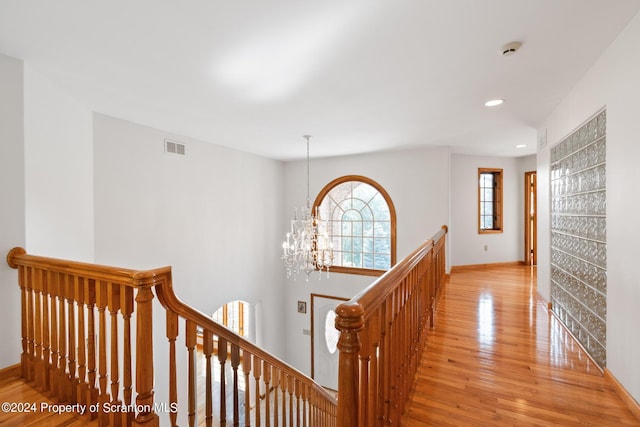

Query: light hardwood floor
left=0, top=374, right=99, bottom=426
left=402, top=264, right=639, bottom=426
left=2, top=264, right=637, bottom=426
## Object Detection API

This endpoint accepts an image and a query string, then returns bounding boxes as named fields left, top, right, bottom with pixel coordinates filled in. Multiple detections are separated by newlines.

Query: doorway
left=524, top=171, right=537, bottom=265
left=310, top=294, right=348, bottom=391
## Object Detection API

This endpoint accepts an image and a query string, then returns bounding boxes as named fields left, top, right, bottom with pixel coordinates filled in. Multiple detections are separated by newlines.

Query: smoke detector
left=500, top=41, right=522, bottom=56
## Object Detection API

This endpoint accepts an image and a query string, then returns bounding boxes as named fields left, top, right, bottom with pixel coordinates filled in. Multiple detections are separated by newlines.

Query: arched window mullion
left=313, top=175, right=396, bottom=277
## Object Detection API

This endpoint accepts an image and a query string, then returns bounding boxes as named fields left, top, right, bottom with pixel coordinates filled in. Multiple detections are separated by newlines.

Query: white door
left=311, top=294, right=347, bottom=391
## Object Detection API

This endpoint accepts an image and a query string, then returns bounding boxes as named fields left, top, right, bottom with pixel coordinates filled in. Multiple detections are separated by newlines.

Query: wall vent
left=165, top=139, right=186, bottom=155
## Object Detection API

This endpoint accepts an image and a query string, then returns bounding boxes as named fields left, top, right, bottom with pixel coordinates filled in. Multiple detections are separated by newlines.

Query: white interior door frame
left=310, top=293, right=349, bottom=391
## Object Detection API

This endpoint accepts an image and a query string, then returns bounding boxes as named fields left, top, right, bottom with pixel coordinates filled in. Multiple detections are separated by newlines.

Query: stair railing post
left=133, top=282, right=159, bottom=427
left=336, top=301, right=364, bottom=427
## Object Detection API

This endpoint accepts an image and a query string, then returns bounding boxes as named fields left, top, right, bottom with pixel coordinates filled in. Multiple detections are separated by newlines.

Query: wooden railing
left=6, top=247, right=337, bottom=426
left=335, top=225, right=448, bottom=427
left=5, top=225, right=447, bottom=427
left=6, top=247, right=167, bottom=426
left=154, top=271, right=337, bottom=426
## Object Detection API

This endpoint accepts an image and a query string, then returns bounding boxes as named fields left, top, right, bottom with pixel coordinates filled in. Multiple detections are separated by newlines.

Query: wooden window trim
left=313, top=175, right=397, bottom=276
left=478, top=168, right=503, bottom=234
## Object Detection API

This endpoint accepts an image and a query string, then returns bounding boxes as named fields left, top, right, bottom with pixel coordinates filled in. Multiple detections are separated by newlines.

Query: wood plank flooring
left=2, top=264, right=637, bottom=426
left=0, top=374, right=99, bottom=426
left=402, top=264, right=639, bottom=426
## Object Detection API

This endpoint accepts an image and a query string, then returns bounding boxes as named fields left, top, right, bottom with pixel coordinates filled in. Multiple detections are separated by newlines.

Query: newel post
left=133, top=279, right=159, bottom=427
left=336, top=301, right=364, bottom=427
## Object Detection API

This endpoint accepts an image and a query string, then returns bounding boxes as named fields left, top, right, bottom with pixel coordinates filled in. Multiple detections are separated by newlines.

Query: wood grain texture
left=0, top=374, right=99, bottom=426
left=402, top=264, right=639, bottom=426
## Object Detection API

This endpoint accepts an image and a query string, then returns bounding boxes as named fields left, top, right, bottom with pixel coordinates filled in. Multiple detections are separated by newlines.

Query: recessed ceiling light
left=516, top=144, right=527, bottom=148
left=485, top=99, right=504, bottom=107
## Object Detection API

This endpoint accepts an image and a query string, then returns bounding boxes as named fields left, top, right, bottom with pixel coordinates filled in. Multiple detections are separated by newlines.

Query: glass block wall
left=550, top=110, right=607, bottom=367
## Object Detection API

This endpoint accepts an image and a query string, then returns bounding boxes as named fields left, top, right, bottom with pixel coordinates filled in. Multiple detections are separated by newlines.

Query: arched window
left=212, top=300, right=250, bottom=338
left=314, top=175, right=396, bottom=276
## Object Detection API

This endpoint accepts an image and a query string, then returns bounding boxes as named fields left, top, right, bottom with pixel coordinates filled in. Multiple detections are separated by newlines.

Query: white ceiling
left=1, top=0, right=639, bottom=161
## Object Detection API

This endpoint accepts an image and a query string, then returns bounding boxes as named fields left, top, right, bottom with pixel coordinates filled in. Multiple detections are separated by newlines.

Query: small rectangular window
left=478, top=168, right=503, bottom=233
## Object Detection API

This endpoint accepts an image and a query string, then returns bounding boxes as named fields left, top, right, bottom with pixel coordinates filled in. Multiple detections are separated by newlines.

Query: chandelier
left=282, top=135, right=334, bottom=281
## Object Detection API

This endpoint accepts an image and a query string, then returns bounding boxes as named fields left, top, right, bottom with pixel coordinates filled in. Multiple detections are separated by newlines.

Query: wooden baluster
left=58, top=273, right=68, bottom=402
left=418, top=262, right=424, bottom=326
left=418, top=262, right=425, bottom=337
left=86, top=280, right=99, bottom=418
left=311, top=388, right=317, bottom=427
left=408, top=272, right=415, bottom=364
left=359, top=322, right=371, bottom=427
left=26, top=266, right=35, bottom=382
left=41, top=269, right=51, bottom=393
left=18, top=266, right=29, bottom=379
left=133, top=285, right=159, bottom=426
left=48, top=271, right=59, bottom=398
left=294, top=379, right=300, bottom=427
left=242, top=350, right=252, bottom=427
left=231, top=343, right=240, bottom=425
left=96, top=280, right=109, bottom=424
left=335, top=301, right=364, bottom=427
left=108, top=282, right=123, bottom=427
left=263, top=361, right=271, bottom=427
left=252, top=355, right=262, bottom=426
left=368, top=315, right=380, bottom=427
left=185, top=319, right=197, bottom=427
left=301, top=383, right=307, bottom=427
left=272, top=366, right=279, bottom=427
left=406, top=280, right=413, bottom=413
left=281, top=370, right=287, bottom=427
left=288, top=376, right=294, bottom=427
left=426, top=254, right=433, bottom=328
left=218, top=337, right=228, bottom=425
left=320, top=397, right=328, bottom=425
left=383, top=300, right=393, bottom=425
left=397, top=286, right=406, bottom=418
left=8, top=249, right=30, bottom=380
left=203, top=330, right=214, bottom=427
left=431, top=247, right=438, bottom=325
left=33, top=268, right=44, bottom=390
left=166, top=311, right=178, bottom=427
left=401, top=282, right=408, bottom=420
left=390, top=291, right=400, bottom=425
left=121, top=286, right=134, bottom=425
left=67, top=275, right=78, bottom=403
left=323, top=392, right=328, bottom=425
left=75, top=278, right=86, bottom=408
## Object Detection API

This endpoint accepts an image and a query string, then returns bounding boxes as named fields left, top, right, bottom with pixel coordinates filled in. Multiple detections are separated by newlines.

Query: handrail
left=5, top=224, right=447, bottom=427
left=6, top=247, right=337, bottom=426
left=7, top=247, right=172, bottom=286
left=335, top=225, right=448, bottom=427
left=155, top=270, right=337, bottom=426
left=6, top=247, right=169, bottom=426
left=155, top=275, right=336, bottom=400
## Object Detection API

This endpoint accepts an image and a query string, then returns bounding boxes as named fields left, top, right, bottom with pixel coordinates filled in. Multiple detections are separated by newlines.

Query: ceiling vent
left=165, top=139, right=186, bottom=155
left=500, top=41, right=522, bottom=56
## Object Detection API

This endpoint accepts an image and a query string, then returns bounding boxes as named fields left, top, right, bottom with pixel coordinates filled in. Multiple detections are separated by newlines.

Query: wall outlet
left=484, top=245, right=488, bottom=251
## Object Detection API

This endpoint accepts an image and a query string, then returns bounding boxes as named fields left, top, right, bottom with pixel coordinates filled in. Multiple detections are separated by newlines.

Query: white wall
left=92, top=114, right=286, bottom=424
left=450, top=154, right=531, bottom=266
left=538, top=11, right=640, bottom=403
left=517, top=154, right=537, bottom=262
left=23, top=65, right=94, bottom=261
left=283, top=146, right=450, bottom=375
left=0, top=54, right=25, bottom=367
left=93, top=114, right=286, bottom=352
